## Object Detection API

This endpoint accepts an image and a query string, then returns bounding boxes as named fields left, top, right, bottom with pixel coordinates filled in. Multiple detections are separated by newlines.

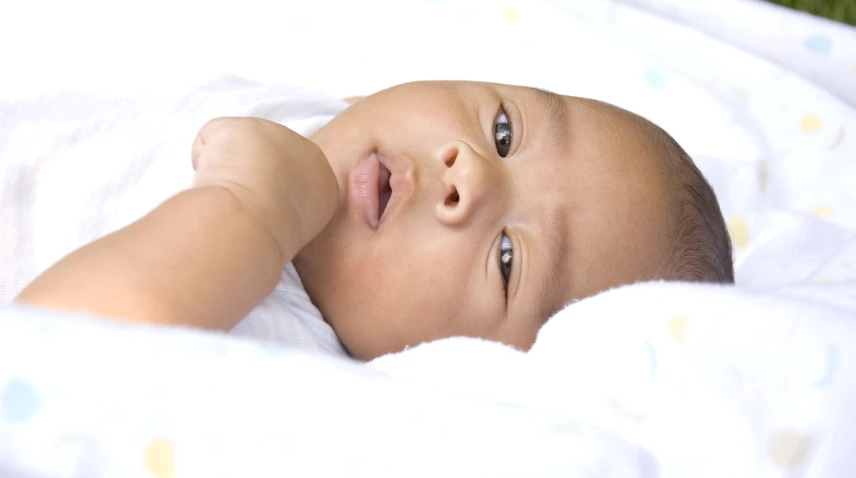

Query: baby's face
left=297, top=81, right=677, bottom=359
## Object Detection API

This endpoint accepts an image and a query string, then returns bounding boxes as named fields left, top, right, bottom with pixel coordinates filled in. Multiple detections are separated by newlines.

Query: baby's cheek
left=376, top=262, right=461, bottom=335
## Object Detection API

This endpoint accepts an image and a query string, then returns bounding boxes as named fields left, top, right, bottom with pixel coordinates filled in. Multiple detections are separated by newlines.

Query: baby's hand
left=192, top=118, right=338, bottom=257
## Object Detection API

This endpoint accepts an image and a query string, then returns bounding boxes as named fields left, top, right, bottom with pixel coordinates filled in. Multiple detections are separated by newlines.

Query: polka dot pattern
left=644, top=341, right=657, bottom=379
left=814, top=345, right=838, bottom=389
left=768, top=431, right=813, bottom=469
left=1, top=285, right=854, bottom=475
left=804, top=34, right=832, bottom=55
left=144, top=438, right=175, bottom=478
left=668, top=314, right=688, bottom=343
left=502, top=7, right=519, bottom=22
left=810, top=206, right=834, bottom=218
left=800, top=113, right=823, bottom=133
left=644, top=69, right=666, bottom=89
left=727, top=217, right=749, bottom=249
left=2, top=378, right=41, bottom=424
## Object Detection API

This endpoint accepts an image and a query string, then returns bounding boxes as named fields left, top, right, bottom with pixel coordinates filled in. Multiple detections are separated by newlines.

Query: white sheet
left=1, top=0, right=855, bottom=476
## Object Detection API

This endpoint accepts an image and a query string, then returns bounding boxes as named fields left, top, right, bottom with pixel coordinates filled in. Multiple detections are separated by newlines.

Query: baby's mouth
left=378, top=164, right=392, bottom=222
left=347, top=150, right=411, bottom=230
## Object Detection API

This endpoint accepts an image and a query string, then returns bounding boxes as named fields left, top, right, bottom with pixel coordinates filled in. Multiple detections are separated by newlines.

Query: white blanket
left=1, top=282, right=855, bottom=476
left=1, top=0, right=855, bottom=476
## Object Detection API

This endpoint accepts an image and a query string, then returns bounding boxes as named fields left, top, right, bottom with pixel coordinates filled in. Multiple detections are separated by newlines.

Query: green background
left=767, top=0, right=856, bottom=26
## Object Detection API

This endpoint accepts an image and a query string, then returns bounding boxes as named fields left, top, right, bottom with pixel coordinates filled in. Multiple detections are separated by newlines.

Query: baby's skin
left=17, top=81, right=684, bottom=360
left=17, top=117, right=337, bottom=331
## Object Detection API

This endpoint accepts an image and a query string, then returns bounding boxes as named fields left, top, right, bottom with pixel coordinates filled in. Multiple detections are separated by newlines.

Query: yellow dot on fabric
left=727, top=217, right=749, bottom=249
left=668, top=314, right=688, bottom=343
left=801, top=114, right=822, bottom=133
left=502, top=7, right=519, bottom=21
left=768, top=431, right=813, bottom=469
left=843, top=261, right=851, bottom=269
left=810, top=206, right=834, bottom=218
left=144, top=438, right=175, bottom=478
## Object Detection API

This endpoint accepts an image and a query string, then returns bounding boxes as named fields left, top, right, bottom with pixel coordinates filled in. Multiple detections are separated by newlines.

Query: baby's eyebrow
left=530, top=87, right=570, bottom=156
left=536, top=205, right=569, bottom=323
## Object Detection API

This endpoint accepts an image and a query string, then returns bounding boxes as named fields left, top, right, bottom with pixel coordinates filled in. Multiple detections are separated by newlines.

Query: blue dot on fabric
left=804, top=35, right=832, bottom=54
left=644, top=341, right=657, bottom=380
left=645, top=69, right=666, bottom=90
left=2, top=378, right=41, bottom=424
left=814, top=345, right=838, bottom=389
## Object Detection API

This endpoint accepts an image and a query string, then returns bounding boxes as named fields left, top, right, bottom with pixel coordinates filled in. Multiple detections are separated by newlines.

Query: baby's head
left=295, top=81, right=732, bottom=359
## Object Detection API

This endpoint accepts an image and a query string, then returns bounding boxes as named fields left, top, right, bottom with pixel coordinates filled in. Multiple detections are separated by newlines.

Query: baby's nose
left=433, top=141, right=498, bottom=227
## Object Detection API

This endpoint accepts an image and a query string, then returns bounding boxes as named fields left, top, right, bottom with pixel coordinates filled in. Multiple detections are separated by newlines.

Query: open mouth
left=349, top=150, right=412, bottom=230
left=349, top=152, right=394, bottom=230
left=378, top=163, right=392, bottom=222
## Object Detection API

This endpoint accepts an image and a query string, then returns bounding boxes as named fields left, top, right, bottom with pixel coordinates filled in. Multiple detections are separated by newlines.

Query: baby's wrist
left=197, top=184, right=299, bottom=264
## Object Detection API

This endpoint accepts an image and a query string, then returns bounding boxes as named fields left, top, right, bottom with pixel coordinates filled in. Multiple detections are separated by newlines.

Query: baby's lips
left=374, top=150, right=414, bottom=225
left=349, top=153, right=381, bottom=229
left=377, top=162, right=392, bottom=221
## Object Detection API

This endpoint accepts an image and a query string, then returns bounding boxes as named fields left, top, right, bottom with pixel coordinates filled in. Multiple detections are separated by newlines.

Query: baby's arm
left=15, top=118, right=338, bottom=331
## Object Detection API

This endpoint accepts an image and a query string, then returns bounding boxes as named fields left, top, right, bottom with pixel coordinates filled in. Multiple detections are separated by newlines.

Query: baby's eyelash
left=499, top=100, right=513, bottom=134
left=494, top=100, right=514, bottom=158
left=500, top=233, right=513, bottom=295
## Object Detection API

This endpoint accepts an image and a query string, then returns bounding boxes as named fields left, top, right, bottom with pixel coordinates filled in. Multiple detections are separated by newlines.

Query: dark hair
left=656, top=129, right=734, bottom=284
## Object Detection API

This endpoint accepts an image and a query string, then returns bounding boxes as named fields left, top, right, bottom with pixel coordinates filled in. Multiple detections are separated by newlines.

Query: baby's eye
left=494, top=110, right=512, bottom=158
left=499, top=233, right=513, bottom=291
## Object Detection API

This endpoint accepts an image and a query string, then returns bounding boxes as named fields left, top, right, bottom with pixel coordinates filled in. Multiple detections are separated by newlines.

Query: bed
left=1, top=0, right=855, bottom=476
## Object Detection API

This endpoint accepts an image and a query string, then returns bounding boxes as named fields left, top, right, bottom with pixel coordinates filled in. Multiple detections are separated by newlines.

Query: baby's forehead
left=506, top=88, right=656, bottom=146
left=523, top=93, right=681, bottom=290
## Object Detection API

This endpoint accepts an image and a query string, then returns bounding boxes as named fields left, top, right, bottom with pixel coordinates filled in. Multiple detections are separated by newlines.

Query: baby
left=14, top=81, right=733, bottom=360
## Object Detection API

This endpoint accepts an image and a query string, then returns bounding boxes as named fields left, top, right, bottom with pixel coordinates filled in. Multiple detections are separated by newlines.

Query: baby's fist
left=191, top=117, right=338, bottom=254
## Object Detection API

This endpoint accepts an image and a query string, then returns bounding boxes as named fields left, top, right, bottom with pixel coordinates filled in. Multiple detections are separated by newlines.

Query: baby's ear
left=343, top=96, right=365, bottom=105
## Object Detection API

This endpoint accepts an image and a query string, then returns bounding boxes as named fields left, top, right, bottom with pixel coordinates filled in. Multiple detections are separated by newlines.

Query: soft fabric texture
left=0, top=78, right=349, bottom=356
left=231, top=263, right=347, bottom=357
left=1, top=281, right=855, bottom=477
